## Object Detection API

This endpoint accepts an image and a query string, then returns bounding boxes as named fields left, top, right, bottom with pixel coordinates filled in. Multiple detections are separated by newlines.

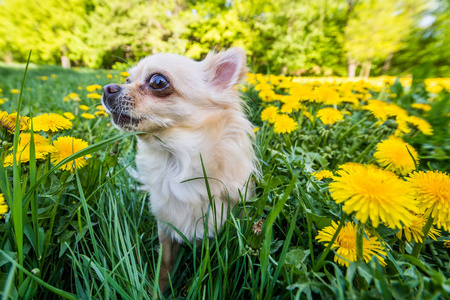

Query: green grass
left=0, top=62, right=449, bottom=299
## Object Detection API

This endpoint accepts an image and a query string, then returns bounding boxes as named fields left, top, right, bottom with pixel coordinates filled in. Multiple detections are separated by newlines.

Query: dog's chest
left=135, top=139, right=220, bottom=241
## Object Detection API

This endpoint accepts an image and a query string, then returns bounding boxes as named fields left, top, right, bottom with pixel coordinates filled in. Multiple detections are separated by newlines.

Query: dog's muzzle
left=102, top=84, right=140, bottom=129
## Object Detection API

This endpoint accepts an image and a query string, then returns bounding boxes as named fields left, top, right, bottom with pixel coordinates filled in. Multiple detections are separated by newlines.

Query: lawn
left=0, top=62, right=449, bottom=299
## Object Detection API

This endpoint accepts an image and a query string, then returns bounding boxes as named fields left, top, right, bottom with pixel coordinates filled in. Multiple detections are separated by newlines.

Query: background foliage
left=0, top=0, right=449, bottom=77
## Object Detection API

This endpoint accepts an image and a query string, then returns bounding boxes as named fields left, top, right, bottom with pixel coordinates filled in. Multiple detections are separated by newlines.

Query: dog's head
left=102, top=48, right=247, bottom=133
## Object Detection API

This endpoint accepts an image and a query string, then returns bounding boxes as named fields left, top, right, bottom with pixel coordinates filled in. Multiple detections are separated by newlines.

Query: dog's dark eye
left=149, top=74, right=169, bottom=90
left=126, top=78, right=131, bottom=84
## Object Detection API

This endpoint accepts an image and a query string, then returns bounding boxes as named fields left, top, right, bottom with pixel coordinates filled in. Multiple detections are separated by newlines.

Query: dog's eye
left=149, top=74, right=169, bottom=90
left=126, top=78, right=131, bottom=84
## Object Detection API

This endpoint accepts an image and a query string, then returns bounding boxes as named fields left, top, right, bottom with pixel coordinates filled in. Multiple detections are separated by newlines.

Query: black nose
left=103, top=84, right=121, bottom=97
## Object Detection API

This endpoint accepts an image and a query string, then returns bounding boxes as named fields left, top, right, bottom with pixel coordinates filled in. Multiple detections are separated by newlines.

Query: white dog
left=102, top=48, right=257, bottom=292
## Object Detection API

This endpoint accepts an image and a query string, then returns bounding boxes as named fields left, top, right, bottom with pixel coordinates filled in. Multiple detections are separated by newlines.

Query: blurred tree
left=389, top=0, right=450, bottom=77
left=0, top=0, right=86, bottom=66
left=345, top=0, right=427, bottom=77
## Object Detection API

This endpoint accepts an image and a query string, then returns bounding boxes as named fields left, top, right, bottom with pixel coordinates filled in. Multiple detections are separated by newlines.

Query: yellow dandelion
left=444, top=239, right=450, bottom=248
left=261, top=106, right=279, bottom=124
left=63, top=112, right=75, bottom=120
left=312, top=170, right=333, bottom=180
left=273, top=114, right=298, bottom=134
left=329, top=163, right=416, bottom=228
left=0, top=193, right=8, bottom=218
left=79, top=105, right=90, bottom=111
left=396, top=214, right=441, bottom=243
left=374, top=136, right=419, bottom=176
left=0, top=98, right=8, bottom=105
left=40, top=76, right=48, bottom=81
left=106, top=74, right=113, bottom=79
left=87, top=93, right=102, bottom=99
left=94, top=111, right=108, bottom=117
left=120, top=72, right=129, bottom=77
left=86, top=84, right=102, bottom=92
left=95, top=105, right=105, bottom=111
left=317, top=107, right=344, bottom=125
left=0, top=111, right=29, bottom=133
left=3, top=133, right=56, bottom=166
left=258, top=89, right=276, bottom=102
left=11, top=89, right=19, bottom=94
left=68, top=93, right=81, bottom=101
left=411, top=103, right=431, bottom=112
left=253, top=127, right=260, bottom=133
left=406, top=116, right=433, bottom=135
left=51, top=74, right=57, bottom=79
left=81, top=113, right=95, bottom=120
left=32, top=113, right=73, bottom=133
left=51, top=136, right=91, bottom=171
left=408, top=171, right=450, bottom=231
left=316, top=221, right=387, bottom=267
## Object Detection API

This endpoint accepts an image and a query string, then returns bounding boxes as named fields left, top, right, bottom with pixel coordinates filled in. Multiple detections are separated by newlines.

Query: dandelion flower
left=374, top=136, right=418, bottom=175
left=32, top=113, right=73, bottom=132
left=0, top=111, right=29, bottom=133
left=260, top=106, right=279, bottom=124
left=406, top=116, right=433, bottom=135
left=408, top=171, right=450, bottom=231
left=86, top=84, right=102, bottom=92
left=317, top=107, right=344, bottom=125
left=120, top=72, right=129, bottom=77
left=79, top=105, right=90, bottom=111
left=63, top=112, right=75, bottom=120
left=253, top=127, right=260, bottom=133
left=330, top=163, right=416, bottom=228
left=444, top=239, right=450, bottom=248
left=51, top=136, right=91, bottom=171
left=0, top=193, right=8, bottom=218
left=396, top=214, right=440, bottom=243
left=87, top=93, right=102, bottom=99
left=411, top=103, right=431, bottom=112
left=94, top=111, right=108, bottom=117
left=273, top=114, right=298, bottom=134
left=81, top=113, right=95, bottom=120
left=68, top=93, right=81, bottom=101
left=40, top=76, right=48, bottom=81
left=3, top=133, right=56, bottom=166
left=312, top=170, right=333, bottom=180
left=316, top=221, right=387, bottom=267
left=107, top=74, right=113, bottom=79
left=11, top=89, right=19, bottom=94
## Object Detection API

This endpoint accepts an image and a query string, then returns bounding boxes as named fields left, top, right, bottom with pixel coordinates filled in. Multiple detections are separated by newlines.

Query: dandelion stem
left=356, top=222, right=364, bottom=262
left=411, top=216, right=434, bottom=258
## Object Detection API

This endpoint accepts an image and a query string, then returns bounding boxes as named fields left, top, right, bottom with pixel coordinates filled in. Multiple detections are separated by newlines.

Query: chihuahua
left=102, top=48, right=257, bottom=293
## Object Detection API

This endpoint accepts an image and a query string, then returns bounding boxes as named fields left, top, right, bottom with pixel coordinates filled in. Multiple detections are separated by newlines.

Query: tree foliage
left=0, top=0, right=448, bottom=76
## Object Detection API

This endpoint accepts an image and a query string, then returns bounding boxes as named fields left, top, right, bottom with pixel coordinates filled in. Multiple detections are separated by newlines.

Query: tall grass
left=0, top=62, right=449, bottom=299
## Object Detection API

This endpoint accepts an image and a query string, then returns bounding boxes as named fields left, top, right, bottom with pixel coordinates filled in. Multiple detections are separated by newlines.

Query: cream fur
left=103, top=48, right=257, bottom=243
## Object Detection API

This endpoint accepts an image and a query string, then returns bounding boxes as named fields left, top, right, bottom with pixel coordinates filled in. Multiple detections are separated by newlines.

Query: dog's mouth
left=111, top=112, right=141, bottom=128
left=102, top=95, right=141, bottom=130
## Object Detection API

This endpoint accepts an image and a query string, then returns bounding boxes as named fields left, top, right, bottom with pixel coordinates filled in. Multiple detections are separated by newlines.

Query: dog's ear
left=202, top=48, right=247, bottom=91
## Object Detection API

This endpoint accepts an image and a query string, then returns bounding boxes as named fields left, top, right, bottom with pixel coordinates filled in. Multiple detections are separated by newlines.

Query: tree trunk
left=347, top=60, right=357, bottom=78
left=61, top=55, right=71, bottom=68
left=382, top=52, right=393, bottom=74
left=363, top=60, right=372, bottom=78
left=359, top=60, right=372, bottom=78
